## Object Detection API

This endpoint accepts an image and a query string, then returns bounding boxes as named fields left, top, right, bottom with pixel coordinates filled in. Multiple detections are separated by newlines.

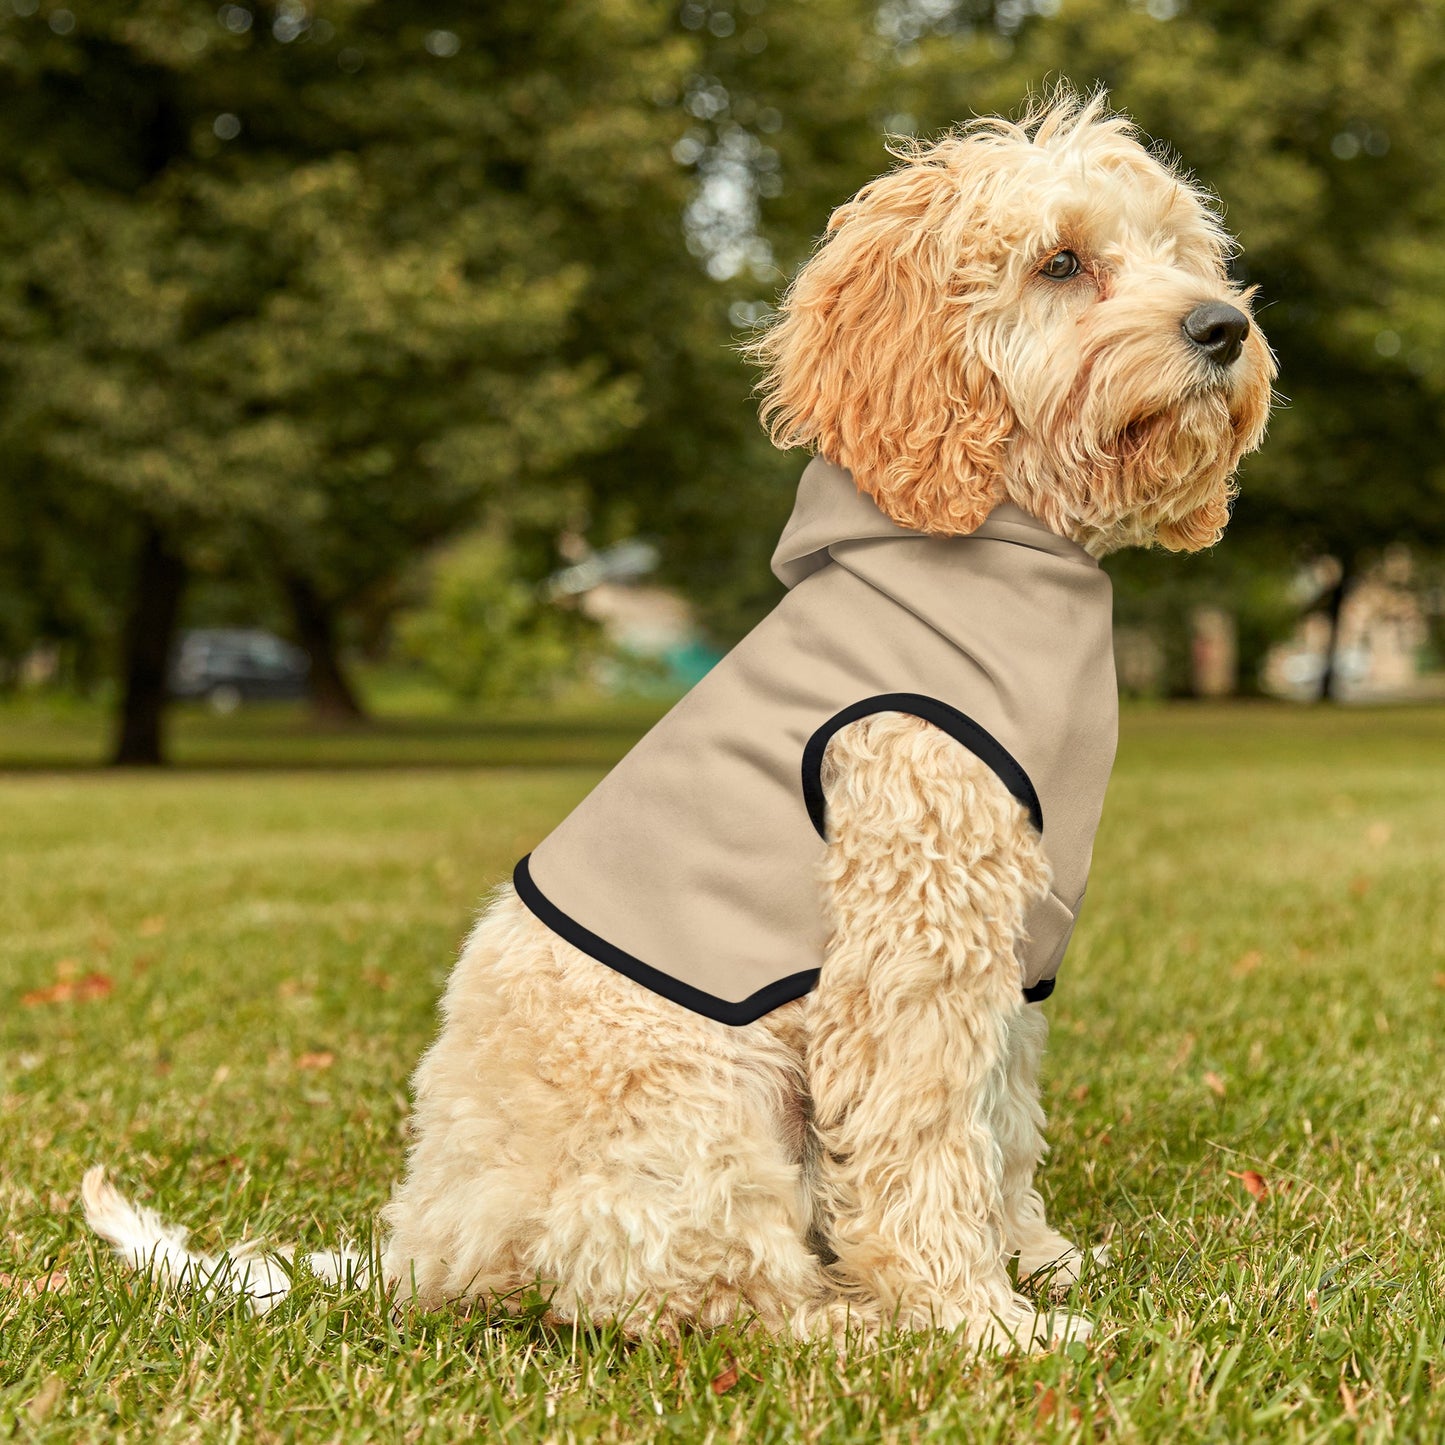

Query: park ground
left=1, top=699, right=1442, bottom=1442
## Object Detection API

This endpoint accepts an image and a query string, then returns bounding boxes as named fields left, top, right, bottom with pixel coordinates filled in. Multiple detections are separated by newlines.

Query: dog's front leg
left=994, top=1005, right=1099, bottom=1290
left=805, top=713, right=1089, bottom=1350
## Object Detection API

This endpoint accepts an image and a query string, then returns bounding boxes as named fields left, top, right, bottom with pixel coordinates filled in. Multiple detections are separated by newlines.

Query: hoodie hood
left=771, top=456, right=1097, bottom=589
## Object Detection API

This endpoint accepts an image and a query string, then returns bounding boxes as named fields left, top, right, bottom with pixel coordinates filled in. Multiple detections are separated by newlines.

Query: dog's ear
left=749, top=148, right=1013, bottom=535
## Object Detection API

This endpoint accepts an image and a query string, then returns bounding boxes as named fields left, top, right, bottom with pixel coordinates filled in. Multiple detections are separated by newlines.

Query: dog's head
left=751, top=90, right=1275, bottom=553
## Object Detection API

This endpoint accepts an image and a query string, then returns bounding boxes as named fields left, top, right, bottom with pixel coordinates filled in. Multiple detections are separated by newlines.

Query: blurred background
left=2, top=0, right=1443, bottom=766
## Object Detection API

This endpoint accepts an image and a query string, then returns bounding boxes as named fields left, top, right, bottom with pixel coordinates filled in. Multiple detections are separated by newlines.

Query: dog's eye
left=1040, top=250, right=1081, bottom=280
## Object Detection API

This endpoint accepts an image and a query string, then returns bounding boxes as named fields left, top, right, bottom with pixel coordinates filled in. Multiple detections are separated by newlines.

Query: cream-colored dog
left=85, top=92, right=1273, bottom=1351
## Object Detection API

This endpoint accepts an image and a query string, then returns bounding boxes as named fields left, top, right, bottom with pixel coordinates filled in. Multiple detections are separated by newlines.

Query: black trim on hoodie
left=800, top=693, right=1044, bottom=838
left=513, top=854, right=821, bottom=1027
left=511, top=694, right=1056, bottom=1025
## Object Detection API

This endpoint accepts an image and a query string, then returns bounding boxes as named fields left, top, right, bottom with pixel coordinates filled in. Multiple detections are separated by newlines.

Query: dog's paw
left=1032, top=1308, right=1094, bottom=1348
left=1017, top=1237, right=1109, bottom=1294
left=970, top=1296, right=1093, bottom=1354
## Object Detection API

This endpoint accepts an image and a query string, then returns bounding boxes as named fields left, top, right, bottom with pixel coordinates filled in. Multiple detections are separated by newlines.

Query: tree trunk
left=112, top=523, right=187, bottom=766
left=283, top=572, right=366, bottom=723
left=1317, top=556, right=1355, bottom=703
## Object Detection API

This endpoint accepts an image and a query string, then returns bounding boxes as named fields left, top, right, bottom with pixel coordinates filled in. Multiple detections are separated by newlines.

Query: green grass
left=0, top=684, right=673, bottom=771
left=2, top=702, right=1443, bottom=1442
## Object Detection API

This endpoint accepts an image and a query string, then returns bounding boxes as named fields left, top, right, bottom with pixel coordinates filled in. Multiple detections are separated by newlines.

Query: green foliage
left=396, top=533, right=599, bottom=704
left=3, top=0, right=1444, bottom=703
left=0, top=0, right=695, bottom=671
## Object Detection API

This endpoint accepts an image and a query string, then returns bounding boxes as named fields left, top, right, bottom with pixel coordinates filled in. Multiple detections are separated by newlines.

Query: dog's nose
left=1182, top=302, right=1250, bottom=367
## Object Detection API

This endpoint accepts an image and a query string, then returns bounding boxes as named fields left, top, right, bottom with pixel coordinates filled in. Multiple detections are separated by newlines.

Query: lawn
left=2, top=702, right=1442, bottom=1442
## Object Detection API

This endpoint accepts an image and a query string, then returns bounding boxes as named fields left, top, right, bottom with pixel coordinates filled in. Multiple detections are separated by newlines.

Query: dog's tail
left=81, top=1166, right=368, bottom=1315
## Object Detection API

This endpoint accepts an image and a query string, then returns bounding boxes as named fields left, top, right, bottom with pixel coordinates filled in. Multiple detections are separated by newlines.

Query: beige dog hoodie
left=516, top=457, right=1118, bottom=1025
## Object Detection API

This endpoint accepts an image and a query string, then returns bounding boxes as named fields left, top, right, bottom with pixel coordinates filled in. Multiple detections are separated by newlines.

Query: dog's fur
left=85, top=92, right=1274, bottom=1350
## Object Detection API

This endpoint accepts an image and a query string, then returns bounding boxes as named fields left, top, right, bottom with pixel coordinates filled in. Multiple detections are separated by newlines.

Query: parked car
left=169, top=629, right=310, bottom=712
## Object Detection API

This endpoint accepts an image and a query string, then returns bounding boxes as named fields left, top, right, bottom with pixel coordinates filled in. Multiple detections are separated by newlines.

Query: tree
left=0, top=1, right=692, bottom=758
left=609, top=0, right=893, bottom=640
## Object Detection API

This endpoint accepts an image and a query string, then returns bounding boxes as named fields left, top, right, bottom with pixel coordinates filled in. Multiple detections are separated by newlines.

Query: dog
left=85, top=90, right=1274, bottom=1352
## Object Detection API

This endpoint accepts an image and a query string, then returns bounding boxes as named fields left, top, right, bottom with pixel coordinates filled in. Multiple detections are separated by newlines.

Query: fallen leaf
left=1034, top=1385, right=1058, bottom=1425
left=1365, top=822, right=1392, bottom=848
left=1229, top=1169, right=1269, bottom=1201
left=1348, top=876, right=1372, bottom=900
left=1204, top=1071, right=1227, bottom=1098
left=21, top=972, right=113, bottom=1007
left=1231, top=950, right=1263, bottom=977
left=138, top=916, right=167, bottom=937
left=1070, top=1084, right=1089, bottom=1102
left=1433, top=973, right=1445, bottom=990
left=362, top=968, right=394, bottom=992
left=0, top=1267, right=69, bottom=1299
left=711, top=1358, right=739, bottom=1395
left=295, top=1051, right=334, bottom=1071
left=22, top=982, right=70, bottom=1006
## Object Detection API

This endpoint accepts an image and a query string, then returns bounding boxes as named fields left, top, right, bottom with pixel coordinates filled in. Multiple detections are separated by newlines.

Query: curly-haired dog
left=85, top=92, right=1273, bottom=1350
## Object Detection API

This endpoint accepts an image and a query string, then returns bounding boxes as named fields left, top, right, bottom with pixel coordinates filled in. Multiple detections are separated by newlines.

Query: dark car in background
left=169, top=629, right=310, bottom=713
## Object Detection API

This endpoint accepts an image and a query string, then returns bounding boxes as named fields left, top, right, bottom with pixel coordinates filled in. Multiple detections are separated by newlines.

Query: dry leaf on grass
left=1203, top=1071, right=1227, bottom=1098
left=1231, top=950, right=1263, bottom=977
left=0, top=1267, right=70, bottom=1299
left=295, top=1051, right=335, bottom=1071
left=1033, top=1385, right=1083, bottom=1427
left=1433, top=973, right=1445, bottom=990
left=138, top=915, right=167, bottom=937
left=21, top=972, right=114, bottom=1007
left=1228, top=1169, right=1269, bottom=1201
left=1034, top=1386, right=1058, bottom=1425
left=710, top=1358, right=740, bottom=1395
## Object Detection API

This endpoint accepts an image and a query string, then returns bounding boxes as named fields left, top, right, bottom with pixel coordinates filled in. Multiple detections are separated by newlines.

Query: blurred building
left=1262, top=550, right=1440, bottom=701
left=547, top=540, right=722, bottom=690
